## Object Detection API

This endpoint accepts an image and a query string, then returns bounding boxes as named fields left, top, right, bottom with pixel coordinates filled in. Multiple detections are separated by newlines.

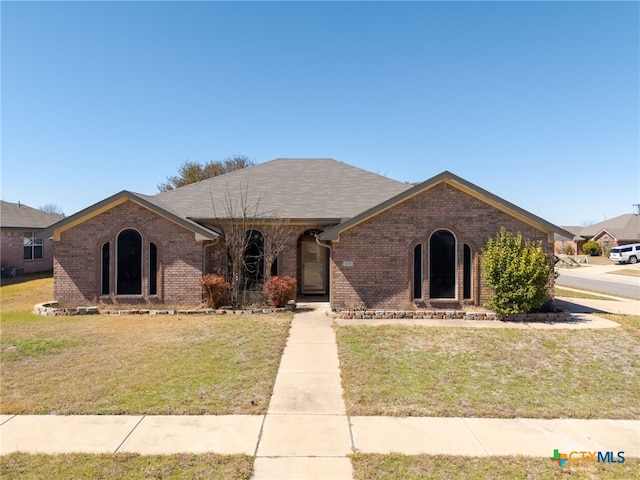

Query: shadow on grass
left=0, top=271, right=53, bottom=287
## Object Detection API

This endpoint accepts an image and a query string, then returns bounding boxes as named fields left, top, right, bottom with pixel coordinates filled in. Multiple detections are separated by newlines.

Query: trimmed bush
left=481, top=227, right=552, bottom=315
left=263, top=276, right=297, bottom=307
left=583, top=240, right=602, bottom=256
left=201, top=274, right=231, bottom=308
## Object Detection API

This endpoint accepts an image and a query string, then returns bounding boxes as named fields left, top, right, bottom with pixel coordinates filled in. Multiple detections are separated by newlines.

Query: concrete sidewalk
left=2, top=414, right=638, bottom=462
left=0, top=302, right=638, bottom=479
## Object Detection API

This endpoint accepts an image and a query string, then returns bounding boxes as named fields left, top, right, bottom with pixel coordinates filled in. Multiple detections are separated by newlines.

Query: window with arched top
left=244, top=229, right=265, bottom=289
left=429, top=230, right=456, bottom=299
left=463, top=244, right=472, bottom=300
left=101, top=242, right=110, bottom=295
left=413, top=243, right=423, bottom=299
left=149, top=242, right=158, bottom=296
left=117, top=229, right=142, bottom=295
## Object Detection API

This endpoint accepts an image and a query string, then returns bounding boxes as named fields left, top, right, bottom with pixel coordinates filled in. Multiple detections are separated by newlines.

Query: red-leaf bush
left=263, top=276, right=297, bottom=307
left=201, top=274, right=231, bottom=308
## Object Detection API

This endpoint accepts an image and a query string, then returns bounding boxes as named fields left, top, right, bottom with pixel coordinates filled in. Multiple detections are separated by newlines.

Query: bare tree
left=207, top=183, right=296, bottom=306
left=261, top=220, right=292, bottom=280
left=39, top=203, right=65, bottom=217
left=210, top=183, right=262, bottom=306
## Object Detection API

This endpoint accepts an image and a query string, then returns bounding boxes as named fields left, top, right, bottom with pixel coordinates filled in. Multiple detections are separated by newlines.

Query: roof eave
left=42, top=191, right=219, bottom=241
left=319, top=171, right=573, bottom=242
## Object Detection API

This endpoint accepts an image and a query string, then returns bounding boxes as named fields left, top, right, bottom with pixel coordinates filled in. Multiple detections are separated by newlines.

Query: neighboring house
left=557, top=214, right=640, bottom=255
left=554, top=226, right=582, bottom=255
left=0, top=201, right=63, bottom=277
left=42, top=158, right=571, bottom=309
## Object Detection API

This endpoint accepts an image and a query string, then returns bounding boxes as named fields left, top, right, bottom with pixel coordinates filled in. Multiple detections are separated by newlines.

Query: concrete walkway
left=252, top=303, right=353, bottom=479
left=1, top=302, right=639, bottom=479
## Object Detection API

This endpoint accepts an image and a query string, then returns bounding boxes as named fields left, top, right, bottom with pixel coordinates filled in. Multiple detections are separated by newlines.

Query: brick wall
left=54, top=201, right=204, bottom=306
left=1, top=229, right=55, bottom=274
left=330, top=183, right=553, bottom=310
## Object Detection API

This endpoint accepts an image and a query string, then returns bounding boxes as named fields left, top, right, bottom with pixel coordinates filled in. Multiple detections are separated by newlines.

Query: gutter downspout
left=315, top=234, right=332, bottom=304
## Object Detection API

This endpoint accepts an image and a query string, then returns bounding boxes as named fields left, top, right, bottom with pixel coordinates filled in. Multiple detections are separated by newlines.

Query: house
left=42, top=158, right=571, bottom=309
left=556, top=214, right=640, bottom=255
left=0, top=200, right=63, bottom=277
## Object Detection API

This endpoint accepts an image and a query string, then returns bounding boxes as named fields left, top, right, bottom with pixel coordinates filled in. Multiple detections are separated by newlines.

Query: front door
left=301, top=239, right=327, bottom=295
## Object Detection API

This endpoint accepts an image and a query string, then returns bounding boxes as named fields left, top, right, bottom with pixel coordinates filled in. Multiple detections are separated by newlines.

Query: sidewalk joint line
left=113, top=415, right=146, bottom=453
left=461, top=418, right=490, bottom=456
left=253, top=414, right=267, bottom=457
left=0, top=415, right=17, bottom=427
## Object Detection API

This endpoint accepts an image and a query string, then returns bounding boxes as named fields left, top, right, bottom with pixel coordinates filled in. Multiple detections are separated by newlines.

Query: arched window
left=101, top=242, right=110, bottom=295
left=149, top=242, right=158, bottom=296
left=429, top=230, right=456, bottom=299
left=413, top=243, right=423, bottom=299
left=463, top=244, right=472, bottom=300
left=244, top=229, right=265, bottom=288
left=117, top=229, right=142, bottom=295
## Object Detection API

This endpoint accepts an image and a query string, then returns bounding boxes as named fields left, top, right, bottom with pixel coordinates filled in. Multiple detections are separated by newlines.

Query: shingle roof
left=579, top=214, right=640, bottom=242
left=0, top=200, right=63, bottom=229
left=153, top=158, right=411, bottom=220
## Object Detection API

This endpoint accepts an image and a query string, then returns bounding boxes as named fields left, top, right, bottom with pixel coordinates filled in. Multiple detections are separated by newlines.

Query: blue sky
left=2, top=1, right=638, bottom=227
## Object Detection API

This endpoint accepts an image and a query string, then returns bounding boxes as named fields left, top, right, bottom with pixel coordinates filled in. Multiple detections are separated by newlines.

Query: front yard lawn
left=337, top=320, right=640, bottom=419
left=0, top=276, right=291, bottom=415
left=0, top=453, right=253, bottom=480
left=351, top=454, right=640, bottom=480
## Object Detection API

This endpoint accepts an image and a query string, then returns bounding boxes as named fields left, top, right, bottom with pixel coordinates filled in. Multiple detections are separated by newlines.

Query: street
left=555, top=263, right=640, bottom=299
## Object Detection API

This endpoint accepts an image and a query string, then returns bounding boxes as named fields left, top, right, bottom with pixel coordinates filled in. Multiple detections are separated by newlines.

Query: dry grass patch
left=337, top=323, right=639, bottom=418
left=554, top=287, right=614, bottom=300
left=0, top=452, right=253, bottom=480
left=1, top=276, right=291, bottom=415
left=351, top=454, right=640, bottom=480
left=607, top=268, right=640, bottom=277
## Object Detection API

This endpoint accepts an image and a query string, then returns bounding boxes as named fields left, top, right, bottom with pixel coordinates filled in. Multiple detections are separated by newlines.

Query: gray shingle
left=579, top=214, right=640, bottom=242
left=153, top=158, right=411, bottom=220
left=0, top=200, right=63, bottom=229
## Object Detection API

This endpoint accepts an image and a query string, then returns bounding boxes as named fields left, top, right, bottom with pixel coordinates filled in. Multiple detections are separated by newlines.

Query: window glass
left=430, top=230, right=456, bottom=298
left=117, top=229, right=142, bottom=295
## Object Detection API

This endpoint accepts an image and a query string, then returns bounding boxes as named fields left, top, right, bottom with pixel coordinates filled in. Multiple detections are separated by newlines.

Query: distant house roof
left=555, top=226, right=583, bottom=242
left=153, top=158, right=411, bottom=221
left=578, top=214, right=640, bottom=242
left=320, top=171, right=574, bottom=241
left=0, top=200, right=63, bottom=229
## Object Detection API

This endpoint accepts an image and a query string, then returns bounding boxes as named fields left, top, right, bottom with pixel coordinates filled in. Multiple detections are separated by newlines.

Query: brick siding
left=330, top=183, right=553, bottom=310
left=54, top=201, right=204, bottom=306
left=1, top=229, right=55, bottom=274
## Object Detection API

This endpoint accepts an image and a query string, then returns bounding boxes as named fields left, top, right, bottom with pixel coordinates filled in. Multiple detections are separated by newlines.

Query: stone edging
left=34, top=301, right=294, bottom=317
left=335, top=309, right=571, bottom=322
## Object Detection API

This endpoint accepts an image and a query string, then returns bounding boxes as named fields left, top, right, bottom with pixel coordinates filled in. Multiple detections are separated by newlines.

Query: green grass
left=351, top=454, right=640, bottom=480
left=1, top=276, right=292, bottom=415
left=0, top=453, right=253, bottom=480
left=337, top=323, right=640, bottom=418
left=554, top=287, right=615, bottom=301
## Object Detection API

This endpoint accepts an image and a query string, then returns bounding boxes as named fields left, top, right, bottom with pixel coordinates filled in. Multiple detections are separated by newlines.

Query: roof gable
left=319, top=171, right=573, bottom=241
left=579, top=214, right=640, bottom=241
left=41, top=191, right=219, bottom=241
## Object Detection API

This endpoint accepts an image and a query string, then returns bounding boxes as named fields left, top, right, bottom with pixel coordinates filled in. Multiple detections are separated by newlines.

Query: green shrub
left=263, top=276, right=297, bottom=307
left=582, top=240, right=602, bottom=256
left=481, top=227, right=552, bottom=314
left=201, top=274, right=231, bottom=308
